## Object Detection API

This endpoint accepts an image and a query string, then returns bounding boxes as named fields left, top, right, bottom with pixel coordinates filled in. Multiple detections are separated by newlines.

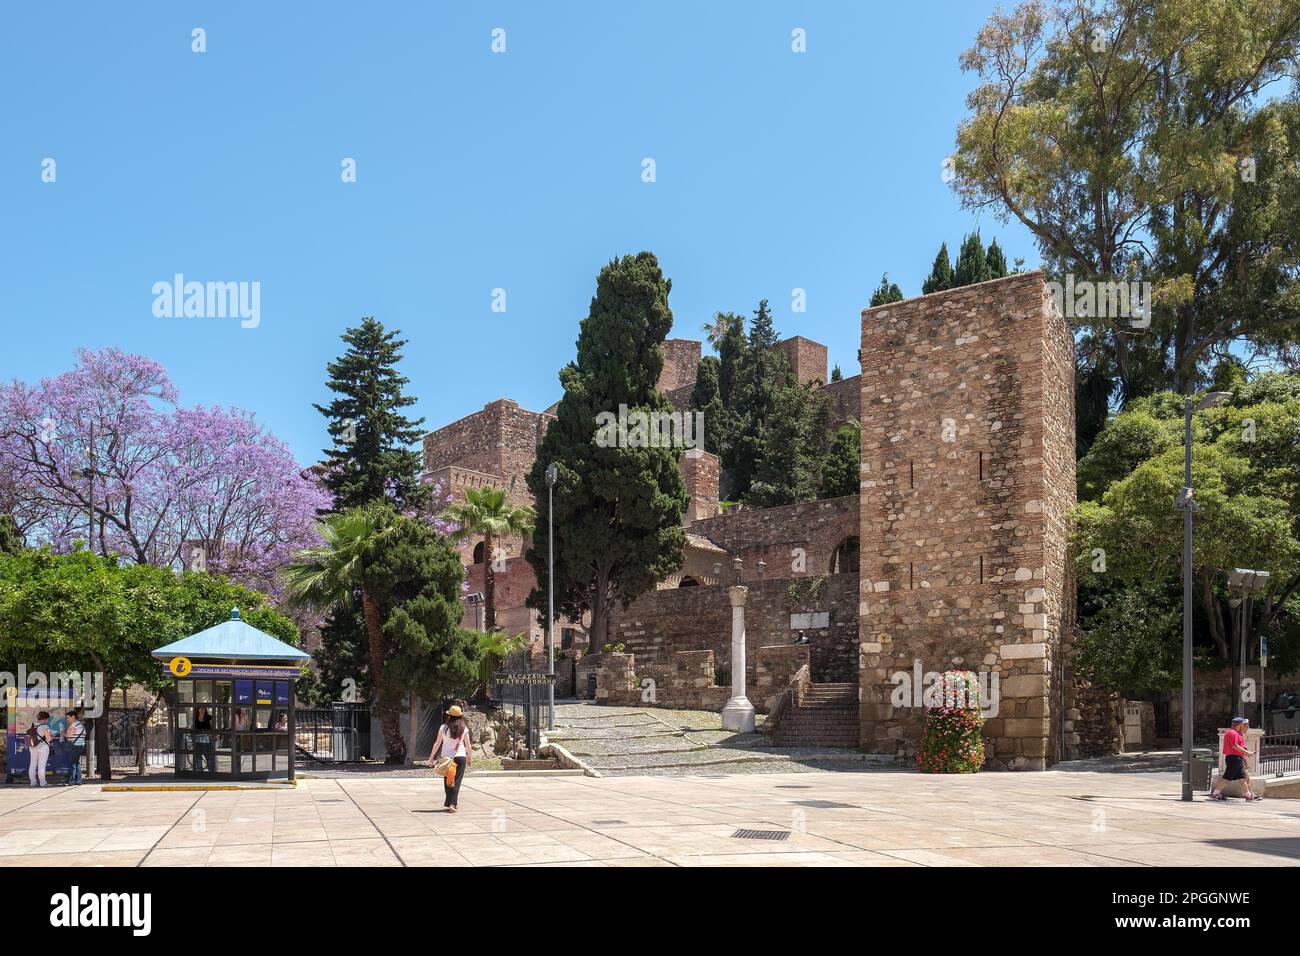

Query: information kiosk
left=152, top=608, right=309, bottom=782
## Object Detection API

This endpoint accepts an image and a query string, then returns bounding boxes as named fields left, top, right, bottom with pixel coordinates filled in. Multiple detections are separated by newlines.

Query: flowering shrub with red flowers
left=917, top=671, right=985, bottom=774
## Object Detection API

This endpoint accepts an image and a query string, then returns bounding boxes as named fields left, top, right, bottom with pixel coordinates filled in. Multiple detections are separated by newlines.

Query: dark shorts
left=1223, top=754, right=1246, bottom=780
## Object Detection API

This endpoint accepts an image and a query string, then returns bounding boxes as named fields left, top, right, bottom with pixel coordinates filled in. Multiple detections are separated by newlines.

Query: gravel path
left=549, top=701, right=892, bottom=776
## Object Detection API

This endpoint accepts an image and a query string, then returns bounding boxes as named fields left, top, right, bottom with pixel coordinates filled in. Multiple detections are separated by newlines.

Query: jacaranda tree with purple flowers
left=0, top=347, right=329, bottom=593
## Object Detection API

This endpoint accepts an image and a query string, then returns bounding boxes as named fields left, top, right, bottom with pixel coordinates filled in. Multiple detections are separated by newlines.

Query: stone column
left=721, top=586, right=756, bottom=732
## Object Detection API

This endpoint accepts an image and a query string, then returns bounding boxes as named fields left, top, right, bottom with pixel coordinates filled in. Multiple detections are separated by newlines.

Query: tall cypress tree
left=727, top=300, right=791, bottom=498
left=689, top=354, right=730, bottom=460
left=716, top=312, right=746, bottom=407
left=953, top=232, right=991, bottom=287
left=921, top=243, right=954, bottom=294
left=525, top=252, right=687, bottom=649
left=315, top=318, right=428, bottom=512
left=985, top=238, right=1009, bottom=279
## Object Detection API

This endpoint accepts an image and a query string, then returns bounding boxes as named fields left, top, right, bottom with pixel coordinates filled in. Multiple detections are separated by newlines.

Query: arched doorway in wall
left=831, top=536, right=860, bottom=574
left=678, top=576, right=699, bottom=587
left=472, top=542, right=485, bottom=564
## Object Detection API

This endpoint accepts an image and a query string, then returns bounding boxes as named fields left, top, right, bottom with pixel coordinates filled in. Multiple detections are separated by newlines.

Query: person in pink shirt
left=1211, top=717, right=1262, bottom=801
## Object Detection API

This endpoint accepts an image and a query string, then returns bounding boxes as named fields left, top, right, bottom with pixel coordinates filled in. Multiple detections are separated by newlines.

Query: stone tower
left=857, top=272, right=1076, bottom=770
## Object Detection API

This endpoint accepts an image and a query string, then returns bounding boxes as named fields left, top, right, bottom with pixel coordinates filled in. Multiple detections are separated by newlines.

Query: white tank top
left=439, top=724, right=468, bottom=758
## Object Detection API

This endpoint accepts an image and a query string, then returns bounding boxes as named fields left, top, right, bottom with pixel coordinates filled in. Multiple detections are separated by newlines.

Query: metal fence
left=88, top=706, right=174, bottom=770
left=489, top=650, right=547, bottom=758
left=1259, top=731, right=1300, bottom=777
left=293, top=703, right=371, bottom=763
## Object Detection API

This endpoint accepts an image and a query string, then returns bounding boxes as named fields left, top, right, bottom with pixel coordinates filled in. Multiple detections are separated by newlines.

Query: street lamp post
left=1178, top=391, right=1231, bottom=801
left=545, top=463, right=558, bottom=730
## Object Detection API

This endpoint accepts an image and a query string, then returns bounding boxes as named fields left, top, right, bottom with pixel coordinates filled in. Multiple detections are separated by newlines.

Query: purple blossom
left=0, top=348, right=330, bottom=598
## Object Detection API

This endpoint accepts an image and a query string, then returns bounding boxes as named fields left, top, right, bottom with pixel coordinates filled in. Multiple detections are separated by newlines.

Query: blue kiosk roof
left=152, top=608, right=310, bottom=662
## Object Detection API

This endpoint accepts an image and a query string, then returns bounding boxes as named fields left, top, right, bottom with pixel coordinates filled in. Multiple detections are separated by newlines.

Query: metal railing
left=89, top=706, right=174, bottom=770
left=293, top=704, right=370, bottom=763
left=1258, top=731, right=1300, bottom=777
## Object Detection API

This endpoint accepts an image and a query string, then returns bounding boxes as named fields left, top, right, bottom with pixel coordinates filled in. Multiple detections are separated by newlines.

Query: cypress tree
left=716, top=313, right=746, bottom=407
left=870, top=273, right=905, bottom=306
left=921, top=243, right=954, bottom=294
left=985, top=238, right=1009, bottom=279
left=953, top=232, right=991, bottom=287
left=727, top=300, right=791, bottom=498
left=524, top=252, right=687, bottom=649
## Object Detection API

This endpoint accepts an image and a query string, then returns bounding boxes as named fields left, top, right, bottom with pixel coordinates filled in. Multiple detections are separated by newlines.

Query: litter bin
left=1191, top=753, right=1217, bottom=791
left=587, top=673, right=597, bottom=699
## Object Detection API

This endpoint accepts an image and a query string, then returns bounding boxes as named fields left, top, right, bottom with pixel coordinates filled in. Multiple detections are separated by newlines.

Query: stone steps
left=771, top=682, right=860, bottom=748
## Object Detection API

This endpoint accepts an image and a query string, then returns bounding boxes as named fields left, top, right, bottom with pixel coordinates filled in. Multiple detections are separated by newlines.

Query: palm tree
left=283, top=505, right=408, bottom=762
left=445, top=486, right=535, bottom=635
left=701, top=311, right=736, bottom=350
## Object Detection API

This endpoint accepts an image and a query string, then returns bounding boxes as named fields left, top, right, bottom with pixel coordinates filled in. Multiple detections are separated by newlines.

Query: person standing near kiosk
left=26, top=711, right=53, bottom=787
left=62, top=709, right=86, bottom=786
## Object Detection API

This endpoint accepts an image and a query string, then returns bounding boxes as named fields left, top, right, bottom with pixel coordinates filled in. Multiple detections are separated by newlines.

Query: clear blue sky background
left=1, top=0, right=1039, bottom=466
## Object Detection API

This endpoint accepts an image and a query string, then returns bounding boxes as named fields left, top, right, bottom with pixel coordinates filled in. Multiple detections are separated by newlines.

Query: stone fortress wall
left=418, top=273, right=1095, bottom=766
left=856, top=272, right=1076, bottom=770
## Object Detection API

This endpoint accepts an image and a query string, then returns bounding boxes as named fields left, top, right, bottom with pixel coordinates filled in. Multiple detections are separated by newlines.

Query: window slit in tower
left=909, top=460, right=915, bottom=489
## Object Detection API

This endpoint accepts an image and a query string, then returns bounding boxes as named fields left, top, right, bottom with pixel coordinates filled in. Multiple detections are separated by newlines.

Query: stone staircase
left=769, top=681, right=860, bottom=748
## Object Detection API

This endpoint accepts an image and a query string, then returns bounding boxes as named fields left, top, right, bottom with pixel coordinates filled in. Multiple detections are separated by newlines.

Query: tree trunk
left=94, top=677, right=116, bottom=781
left=483, top=531, right=496, bottom=633
left=1200, top=570, right=1228, bottom=660
left=362, top=589, right=404, bottom=764
left=589, top=569, right=611, bottom=651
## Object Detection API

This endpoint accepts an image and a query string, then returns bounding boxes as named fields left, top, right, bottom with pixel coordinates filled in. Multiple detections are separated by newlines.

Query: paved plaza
left=1, top=768, right=1299, bottom=867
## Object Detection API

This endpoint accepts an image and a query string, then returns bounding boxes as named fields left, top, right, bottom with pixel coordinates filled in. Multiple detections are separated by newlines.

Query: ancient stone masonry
left=817, top=374, right=862, bottom=426
left=658, top=339, right=703, bottom=393
left=595, top=650, right=730, bottom=712
left=422, top=398, right=554, bottom=506
left=687, top=495, right=859, bottom=580
left=776, top=335, right=828, bottom=386
left=857, top=272, right=1076, bottom=770
left=679, top=449, right=720, bottom=524
left=609, top=572, right=860, bottom=685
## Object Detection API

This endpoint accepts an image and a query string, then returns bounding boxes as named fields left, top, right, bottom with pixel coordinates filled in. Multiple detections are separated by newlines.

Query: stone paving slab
left=1, top=767, right=1298, bottom=867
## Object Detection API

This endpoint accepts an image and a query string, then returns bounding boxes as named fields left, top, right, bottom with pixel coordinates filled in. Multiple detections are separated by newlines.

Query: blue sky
left=1, top=1, right=1038, bottom=465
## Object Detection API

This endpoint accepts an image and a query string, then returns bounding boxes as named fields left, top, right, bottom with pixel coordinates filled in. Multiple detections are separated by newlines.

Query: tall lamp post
left=545, top=463, right=558, bottom=729
left=1178, top=391, right=1231, bottom=801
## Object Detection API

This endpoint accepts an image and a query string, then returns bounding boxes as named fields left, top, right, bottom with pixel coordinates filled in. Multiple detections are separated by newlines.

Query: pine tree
left=921, top=243, right=954, bottom=294
left=870, top=273, right=905, bottom=306
left=985, top=238, right=1009, bottom=279
left=953, top=232, right=991, bottom=287
left=830, top=365, right=843, bottom=382
left=524, top=252, right=687, bottom=649
left=315, top=318, right=428, bottom=513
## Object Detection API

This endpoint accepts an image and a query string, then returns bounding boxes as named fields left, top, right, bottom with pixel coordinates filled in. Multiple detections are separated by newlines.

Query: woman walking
left=427, top=705, right=472, bottom=812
